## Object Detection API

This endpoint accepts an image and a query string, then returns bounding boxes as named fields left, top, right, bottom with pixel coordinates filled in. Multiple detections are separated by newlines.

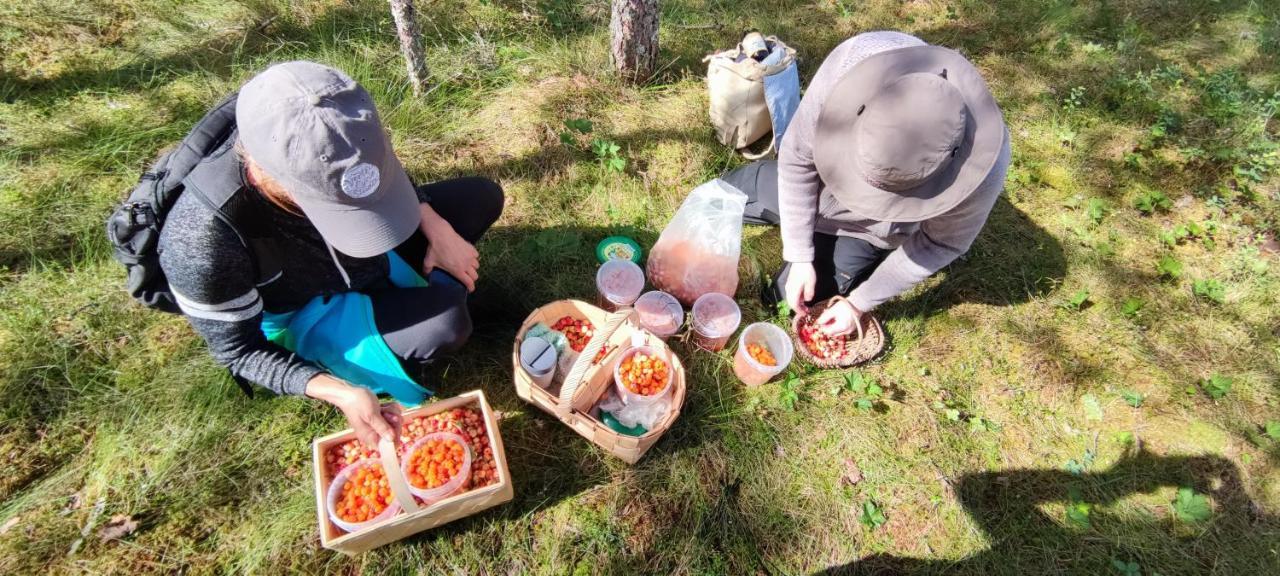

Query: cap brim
left=294, top=151, right=421, bottom=258
left=814, top=45, right=1005, bottom=222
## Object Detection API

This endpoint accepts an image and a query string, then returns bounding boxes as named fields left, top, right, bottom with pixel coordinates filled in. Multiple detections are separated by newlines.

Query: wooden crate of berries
left=512, top=299, right=686, bottom=464
left=311, top=390, right=513, bottom=554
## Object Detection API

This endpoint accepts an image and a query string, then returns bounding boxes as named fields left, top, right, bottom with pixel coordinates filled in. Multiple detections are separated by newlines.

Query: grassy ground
left=2, top=0, right=1279, bottom=573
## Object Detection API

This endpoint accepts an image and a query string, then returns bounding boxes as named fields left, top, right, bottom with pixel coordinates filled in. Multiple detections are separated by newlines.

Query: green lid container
left=596, top=236, right=642, bottom=264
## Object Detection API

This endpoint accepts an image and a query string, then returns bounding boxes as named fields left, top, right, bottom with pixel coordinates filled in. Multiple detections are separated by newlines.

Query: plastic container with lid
left=633, top=290, right=684, bottom=338
left=733, top=322, right=794, bottom=386
left=596, top=259, right=645, bottom=311
left=326, top=459, right=402, bottom=533
left=690, top=292, right=741, bottom=351
left=613, top=345, right=674, bottom=406
left=401, top=432, right=473, bottom=504
left=519, top=336, right=557, bottom=388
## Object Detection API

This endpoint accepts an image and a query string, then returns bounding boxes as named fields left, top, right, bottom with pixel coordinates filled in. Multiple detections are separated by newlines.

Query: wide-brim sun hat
left=813, top=45, right=1005, bottom=222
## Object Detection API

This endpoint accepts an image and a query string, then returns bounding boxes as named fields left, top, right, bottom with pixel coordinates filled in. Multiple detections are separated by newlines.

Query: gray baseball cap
left=237, top=61, right=420, bottom=258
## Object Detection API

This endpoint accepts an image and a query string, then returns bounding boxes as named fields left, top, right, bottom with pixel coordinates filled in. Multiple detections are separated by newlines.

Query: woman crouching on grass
left=157, top=61, right=503, bottom=446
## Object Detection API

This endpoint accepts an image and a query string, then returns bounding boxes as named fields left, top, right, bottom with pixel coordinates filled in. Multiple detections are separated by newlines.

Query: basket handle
left=555, top=309, right=632, bottom=419
left=378, top=437, right=421, bottom=515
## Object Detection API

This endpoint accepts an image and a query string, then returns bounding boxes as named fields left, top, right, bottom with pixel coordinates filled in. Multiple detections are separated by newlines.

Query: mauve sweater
left=777, top=31, right=1012, bottom=312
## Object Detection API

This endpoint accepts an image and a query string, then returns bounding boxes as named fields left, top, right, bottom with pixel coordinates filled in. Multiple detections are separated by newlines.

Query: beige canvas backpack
left=705, top=35, right=800, bottom=159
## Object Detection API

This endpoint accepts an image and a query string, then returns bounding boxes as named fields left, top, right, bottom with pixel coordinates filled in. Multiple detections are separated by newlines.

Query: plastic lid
left=596, top=236, right=643, bottom=264
left=520, top=336, right=557, bottom=375
left=691, top=292, right=742, bottom=337
left=596, top=259, right=645, bottom=305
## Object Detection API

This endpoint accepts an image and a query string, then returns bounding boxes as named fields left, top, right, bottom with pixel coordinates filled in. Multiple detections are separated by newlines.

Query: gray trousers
left=721, top=160, right=889, bottom=307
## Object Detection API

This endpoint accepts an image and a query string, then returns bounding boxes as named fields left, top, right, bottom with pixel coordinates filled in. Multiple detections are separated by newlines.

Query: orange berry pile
left=325, top=438, right=379, bottom=479
left=407, top=437, right=466, bottom=490
left=335, top=464, right=392, bottom=524
left=401, top=407, right=499, bottom=488
left=553, top=316, right=594, bottom=352
left=619, top=352, right=670, bottom=396
left=747, top=343, right=777, bottom=366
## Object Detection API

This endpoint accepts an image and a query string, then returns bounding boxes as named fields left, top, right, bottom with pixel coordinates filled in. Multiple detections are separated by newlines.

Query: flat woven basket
left=791, top=296, right=886, bottom=368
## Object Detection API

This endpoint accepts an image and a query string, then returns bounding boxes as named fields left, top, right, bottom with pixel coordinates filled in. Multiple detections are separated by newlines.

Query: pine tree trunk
left=610, top=0, right=660, bottom=83
left=388, top=0, right=429, bottom=95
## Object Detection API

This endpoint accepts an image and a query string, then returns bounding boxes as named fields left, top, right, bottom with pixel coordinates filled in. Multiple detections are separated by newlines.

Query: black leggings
left=720, top=160, right=889, bottom=307
left=369, top=177, right=504, bottom=365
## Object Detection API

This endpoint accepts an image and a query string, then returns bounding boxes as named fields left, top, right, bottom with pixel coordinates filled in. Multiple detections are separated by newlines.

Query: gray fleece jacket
left=778, top=31, right=1012, bottom=312
left=158, top=130, right=428, bottom=395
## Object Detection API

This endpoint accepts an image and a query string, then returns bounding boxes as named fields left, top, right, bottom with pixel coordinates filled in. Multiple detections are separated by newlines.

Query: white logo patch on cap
left=340, top=163, right=380, bottom=199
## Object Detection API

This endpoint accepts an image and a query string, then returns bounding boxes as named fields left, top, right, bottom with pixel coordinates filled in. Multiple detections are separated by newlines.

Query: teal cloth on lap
left=261, top=251, right=432, bottom=405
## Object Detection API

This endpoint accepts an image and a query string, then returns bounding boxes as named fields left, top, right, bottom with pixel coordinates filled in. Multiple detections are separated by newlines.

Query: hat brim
left=813, top=45, right=1004, bottom=222
left=294, top=151, right=421, bottom=258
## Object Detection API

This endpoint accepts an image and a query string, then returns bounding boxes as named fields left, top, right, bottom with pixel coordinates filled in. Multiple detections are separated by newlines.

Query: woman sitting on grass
left=725, top=31, right=1011, bottom=334
left=157, top=61, right=503, bottom=446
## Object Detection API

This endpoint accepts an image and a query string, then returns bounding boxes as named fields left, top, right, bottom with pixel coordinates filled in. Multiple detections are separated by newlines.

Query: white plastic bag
left=647, top=179, right=748, bottom=306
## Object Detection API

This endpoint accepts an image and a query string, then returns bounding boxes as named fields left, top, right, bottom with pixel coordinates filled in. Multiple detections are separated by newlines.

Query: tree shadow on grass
left=815, top=450, right=1279, bottom=575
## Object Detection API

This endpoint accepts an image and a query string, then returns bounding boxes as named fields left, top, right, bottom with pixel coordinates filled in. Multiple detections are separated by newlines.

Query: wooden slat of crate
left=311, top=390, right=514, bottom=554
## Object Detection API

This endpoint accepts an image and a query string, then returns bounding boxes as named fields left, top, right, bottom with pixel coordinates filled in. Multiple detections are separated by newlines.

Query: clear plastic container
left=733, top=322, right=794, bottom=386
left=401, top=431, right=472, bottom=504
left=633, top=290, right=684, bottom=338
left=691, top=292, right=741, bottom=351
left=613, top=345, right=674, bottom=406
left=326, top=458, right=401, bottom=533
left=596, top=259, right=645, bottom=311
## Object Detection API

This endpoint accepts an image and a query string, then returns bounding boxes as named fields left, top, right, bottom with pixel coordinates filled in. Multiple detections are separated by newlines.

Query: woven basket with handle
left=512, top=299, right=686, bottom=464
left=791, top=296, right=886, bottom=368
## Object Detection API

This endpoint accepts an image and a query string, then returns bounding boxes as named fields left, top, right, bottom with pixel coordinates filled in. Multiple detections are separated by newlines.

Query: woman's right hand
left=784, top=262, right=817, bottom=315
left=306, top=374, right=402, bottom=448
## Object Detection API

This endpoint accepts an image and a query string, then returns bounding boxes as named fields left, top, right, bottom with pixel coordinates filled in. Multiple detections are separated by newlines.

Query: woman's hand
left=784, top=262, right=817, bottom=315
left=420, top=203, right=479, bottom=292
left=815, top=298, right=865, bottom=340
left=306, top=374, right=403, bottom=448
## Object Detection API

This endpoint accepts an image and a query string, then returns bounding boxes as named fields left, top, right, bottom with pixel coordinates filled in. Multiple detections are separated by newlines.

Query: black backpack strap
left=184, top=133, right=284, bottom=288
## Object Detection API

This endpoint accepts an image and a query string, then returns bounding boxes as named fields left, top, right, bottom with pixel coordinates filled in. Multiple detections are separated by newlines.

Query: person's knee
left=471, top=177, right=504, bottom=227
left=394, top=297, right=473, bottom=364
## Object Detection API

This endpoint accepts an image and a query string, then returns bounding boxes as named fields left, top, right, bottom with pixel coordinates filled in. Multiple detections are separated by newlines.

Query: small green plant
left=1121, top=298, right=1145, bottom=318
left=1133, top=188, right=1172, bottom=214
left=1082, top=393, right=1104, bottom=421
left=1065, top=448, right=1095, bottom=475
left=1156, top=255, right=1183, bottom=279
left=967, top=416, right=997, bottom=433
left=559, top=118, right=593, bottom=145
left=1200, top=373, right=1233, bottom=400
left=1062, top=85, right=1087, bottom=111
left=1066, top=488, right=1092, bottom=528
left=1061, top=289, right=1091, bottom=311
left=779, top=373, right=800, bottom=411
left=1086, top=198, right=1108, bottom=224
left=1264, top=421, right=1280, bottom=441
left=859, top=500, right=887, bottom=530
left=590, top=138, right=626, bottom=172
left=1171, top=487, right=1212, bottom=522
left=844, top=372, right=884, bottom=411
left=1121, top=390, right=1145, bottom=408
left=1192, top=278, right=1226, bottom=303
left=1111, top=559, right=1141, bottom=576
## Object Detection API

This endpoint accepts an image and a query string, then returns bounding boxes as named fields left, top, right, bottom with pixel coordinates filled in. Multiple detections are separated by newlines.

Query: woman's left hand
left=420, top=204, right=479, bottom=292
left=816, top=298, right=865, bottom=340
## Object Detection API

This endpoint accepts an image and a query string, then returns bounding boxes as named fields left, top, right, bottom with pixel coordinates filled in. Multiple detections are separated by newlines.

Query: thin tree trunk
left=388, top=0, right=429, bottom=95
left=610, top=0, right=660, bottom=83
